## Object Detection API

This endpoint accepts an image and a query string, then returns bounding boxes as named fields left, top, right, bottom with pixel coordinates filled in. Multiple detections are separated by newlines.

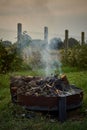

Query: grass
left=0, top=66, right=87, bottom=130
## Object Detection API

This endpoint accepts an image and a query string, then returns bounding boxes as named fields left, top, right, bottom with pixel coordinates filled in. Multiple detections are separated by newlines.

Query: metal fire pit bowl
left=10, top=85, right=83, bottom=111
left=10, top=74, right=83, bottom=122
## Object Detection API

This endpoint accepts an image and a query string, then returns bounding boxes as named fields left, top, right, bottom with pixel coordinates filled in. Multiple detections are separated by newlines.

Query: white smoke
left=23, top=46, right=33, bottom=64
left=22, top=40, right=63, bottom=76
left=40, top=42, right=62, bottom=76
left=41, top=44, right=52, bottom=75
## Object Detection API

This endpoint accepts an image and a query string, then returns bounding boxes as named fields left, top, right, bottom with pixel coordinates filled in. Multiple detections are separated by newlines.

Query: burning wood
left=60, top=74, right=69, bottom=85
left=10, top=74, right=72, bottom=97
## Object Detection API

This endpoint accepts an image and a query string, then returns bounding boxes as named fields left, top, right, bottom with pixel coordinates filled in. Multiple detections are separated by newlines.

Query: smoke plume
left=22, top=39, right=63, bottom=76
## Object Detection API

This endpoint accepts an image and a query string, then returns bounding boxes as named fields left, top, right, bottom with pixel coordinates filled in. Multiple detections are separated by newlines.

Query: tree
left=68, top=38, right=79, bottom=48
left=49, top=37, right=63, bottom=50
left=2, top=40, right=12, bottom=48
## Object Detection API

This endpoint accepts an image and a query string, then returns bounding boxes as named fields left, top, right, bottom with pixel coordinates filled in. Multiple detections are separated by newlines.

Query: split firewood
left=46, top=83, right=52, bottom=88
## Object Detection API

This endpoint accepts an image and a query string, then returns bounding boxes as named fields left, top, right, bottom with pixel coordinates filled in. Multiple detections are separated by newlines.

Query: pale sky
left=0, top=0, right=87, bottom=42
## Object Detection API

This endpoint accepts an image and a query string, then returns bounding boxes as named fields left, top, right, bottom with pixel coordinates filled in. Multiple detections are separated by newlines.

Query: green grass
left=0, top=67, right=87, bottom=130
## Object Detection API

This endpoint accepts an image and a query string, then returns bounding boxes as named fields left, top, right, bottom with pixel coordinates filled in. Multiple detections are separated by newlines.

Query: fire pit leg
left=58, top=96, right=67, bottom=122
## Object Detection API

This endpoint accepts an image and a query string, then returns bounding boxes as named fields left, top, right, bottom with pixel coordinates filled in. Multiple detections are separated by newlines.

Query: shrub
left=0, top=40, right=24, bottom=73
left=61, top=44, right=87, bottom=69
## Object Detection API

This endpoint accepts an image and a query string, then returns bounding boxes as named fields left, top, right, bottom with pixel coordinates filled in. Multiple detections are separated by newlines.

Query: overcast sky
left=0, top=0, right=87, bottom=42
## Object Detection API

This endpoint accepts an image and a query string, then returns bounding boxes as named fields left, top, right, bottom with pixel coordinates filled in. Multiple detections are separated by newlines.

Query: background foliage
left=0, top=40, right=23, bottom=73
left=61, top=44, right=87, bottom=69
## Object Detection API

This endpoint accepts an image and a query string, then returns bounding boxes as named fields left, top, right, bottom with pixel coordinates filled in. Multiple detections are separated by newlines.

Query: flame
left=60, top=74, right=66, bottom=79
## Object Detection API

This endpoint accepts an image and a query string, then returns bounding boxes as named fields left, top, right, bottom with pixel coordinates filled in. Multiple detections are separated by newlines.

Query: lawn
left=0, top=67, right=87, bottom=130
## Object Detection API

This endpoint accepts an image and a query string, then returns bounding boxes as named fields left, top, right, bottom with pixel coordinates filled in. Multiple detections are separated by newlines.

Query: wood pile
left=10, top=74, right=71, bottom=97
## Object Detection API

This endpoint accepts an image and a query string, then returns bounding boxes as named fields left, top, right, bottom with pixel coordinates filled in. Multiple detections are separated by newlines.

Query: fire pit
left=10, top=74, right=83, bottom=121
